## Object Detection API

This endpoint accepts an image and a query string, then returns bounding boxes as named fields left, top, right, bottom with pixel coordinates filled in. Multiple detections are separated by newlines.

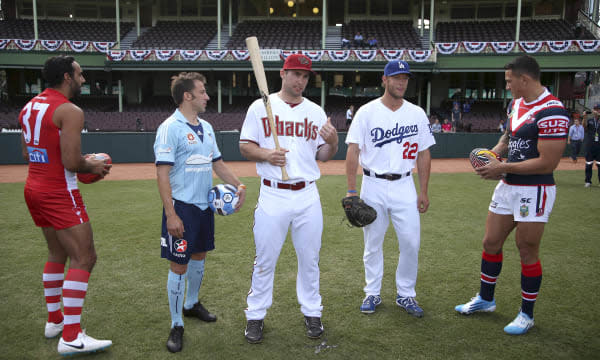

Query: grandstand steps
left=325, top=26, right=341, bottom=49
left=121, top=27, right=149, bottom=50
left=419, top=32, right=430, bottom=49
left=206, top=25, right=235, bottom=49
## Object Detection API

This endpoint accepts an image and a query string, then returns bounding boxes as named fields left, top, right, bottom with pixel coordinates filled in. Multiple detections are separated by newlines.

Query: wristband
left=347, top=190, right=357, bottom=194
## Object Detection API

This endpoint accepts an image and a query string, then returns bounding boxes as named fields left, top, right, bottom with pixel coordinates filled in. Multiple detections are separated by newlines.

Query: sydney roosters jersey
left=19, top=88, right=78, bottom=191
left=505, top=89, right=569, bottom=185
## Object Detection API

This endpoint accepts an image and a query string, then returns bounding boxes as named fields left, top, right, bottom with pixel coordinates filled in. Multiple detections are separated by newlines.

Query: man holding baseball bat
left=239, top=54, right=338, bottom=343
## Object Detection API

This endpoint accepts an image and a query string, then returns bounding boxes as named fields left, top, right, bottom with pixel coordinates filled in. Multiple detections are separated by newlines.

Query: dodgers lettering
left=371, top=123, right=419, bottom=148
left=261, top=116, right=318, bottom=140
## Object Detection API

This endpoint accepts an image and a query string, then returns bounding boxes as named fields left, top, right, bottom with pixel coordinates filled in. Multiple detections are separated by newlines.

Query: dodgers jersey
left=18, top=88, right=78, bottom=191
left=346, top=98, right=435, bottom=174
left=240, top=94, right=327, bottom=182
left=505, top=88, right=569, bottom=185
left=154, top=109, right=222, bottom=209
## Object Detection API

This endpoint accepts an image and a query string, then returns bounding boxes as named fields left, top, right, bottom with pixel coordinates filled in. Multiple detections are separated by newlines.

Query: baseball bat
left=245, top=36, right=289, bottom=181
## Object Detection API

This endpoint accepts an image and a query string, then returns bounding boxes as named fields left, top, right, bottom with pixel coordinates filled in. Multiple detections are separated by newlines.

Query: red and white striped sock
left=62, top=268, right=90, bottom=341
left=43, top=262, right=65, bottom=324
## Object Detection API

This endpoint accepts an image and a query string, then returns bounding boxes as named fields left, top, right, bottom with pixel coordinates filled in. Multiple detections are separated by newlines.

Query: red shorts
left=24, top=187, right=89, bottom=230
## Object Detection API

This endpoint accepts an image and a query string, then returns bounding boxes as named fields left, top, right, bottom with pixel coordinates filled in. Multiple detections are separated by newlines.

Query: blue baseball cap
left=384, top=60, right=411, bottom=77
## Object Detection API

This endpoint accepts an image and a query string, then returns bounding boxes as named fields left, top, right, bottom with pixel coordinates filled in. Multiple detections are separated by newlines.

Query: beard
left=70, top=82, right=82, bottom=98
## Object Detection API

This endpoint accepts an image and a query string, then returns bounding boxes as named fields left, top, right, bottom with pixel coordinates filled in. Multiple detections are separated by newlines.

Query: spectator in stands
left=442, top=118, right=452, bottom=133
left=346, top=105, right=354, bottom=130
left=498, top=119, right=506, bottom=133
left=136, top=118, right=143, bottom=132
left=353, top=32, right=364, bottom=48
left=462, top=97, right=472, bottom=114
left=568, top=117, right=584, bottom=163
left=367, top=36, right=378, bottom=49
left=341, top=37, right=351, bottom=49
left=431, top=118, right=442, bottom=133
left=451, top=102, right=462, bottom=132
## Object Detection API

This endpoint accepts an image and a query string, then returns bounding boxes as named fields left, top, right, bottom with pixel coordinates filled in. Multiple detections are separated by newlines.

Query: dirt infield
left=0, top=158, right=584, bottom=183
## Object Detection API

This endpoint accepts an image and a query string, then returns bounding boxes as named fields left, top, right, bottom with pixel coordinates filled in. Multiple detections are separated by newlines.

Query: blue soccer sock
left=167, top=270, right=187, bottom=328
left=479, top=251, right=503, bottom=301
left=520, top=261, right=542, bottom=318
left=184, top=259, right=205, bottom=310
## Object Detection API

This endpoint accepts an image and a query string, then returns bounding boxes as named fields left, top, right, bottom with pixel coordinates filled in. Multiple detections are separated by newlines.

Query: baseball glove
left=341, top=196, right=377, bottom=227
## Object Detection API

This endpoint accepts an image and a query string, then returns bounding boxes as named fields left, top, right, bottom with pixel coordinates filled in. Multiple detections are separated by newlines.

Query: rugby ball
left=208, top=184, right=239, bottom=216
left=77, top=153, right=112, bottom=184
left=469, top=148, right=501, bottom=169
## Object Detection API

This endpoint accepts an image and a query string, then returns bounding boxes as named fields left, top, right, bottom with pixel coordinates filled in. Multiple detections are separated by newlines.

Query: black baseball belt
left=363, top=169, right=411, bottom=181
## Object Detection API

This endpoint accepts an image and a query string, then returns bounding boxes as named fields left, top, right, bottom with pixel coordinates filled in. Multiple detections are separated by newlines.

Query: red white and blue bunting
left=353, top=50, right=377, bottom=62
left=519, top=41, right=543, bottom=53
left=40, top=40, right=64, bottom=51
left=92, top=41, right=115, bottom=53
left=154, top=50, right=177, bottom=61
left=490, top=42, right=515, bottom=53
left=301, top=50, right=324, bottom=61
left=546, top=40, right=572, bottom=53
left=107, top=50, right=127, bottom=61
left=231, top=50, right=249, bottom=60
left=435, top=43, right=459, bottom=55
left=0, top=39, right=9, bottom=50
left=280, top=50, right=299, bottom=60
left=66, top=40, right=89, bottom=52
left=129, top=49, right=151, bottom=61
left=179, top=50, right=203, bottom=61
left=14, top=39, right=37, bottom=51
left=463, top=42, right=487, bottom=53
left=408, top=49, right=432, bottom=62
left=380, top=49, right=404, bottom=60
left=327, top=50, right=350, bottom=62
left=576, top=40, right=600, bottom=52
left=206, top=50, right=228, bottom=60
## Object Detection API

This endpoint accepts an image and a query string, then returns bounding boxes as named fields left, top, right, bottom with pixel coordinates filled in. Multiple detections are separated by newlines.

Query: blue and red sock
left=521, top=261, right=542, bottom=318
left=479, top=251, right=503, bottom=301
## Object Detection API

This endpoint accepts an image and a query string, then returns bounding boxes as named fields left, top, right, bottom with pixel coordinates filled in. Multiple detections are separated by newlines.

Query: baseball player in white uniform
left=345, top=60, right=435, bottom=318
left=239, top=54, right=338, bottom=343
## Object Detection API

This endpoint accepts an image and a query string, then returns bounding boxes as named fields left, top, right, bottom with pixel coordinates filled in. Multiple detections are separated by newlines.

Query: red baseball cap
left=283, top=54, right=315, bottom=74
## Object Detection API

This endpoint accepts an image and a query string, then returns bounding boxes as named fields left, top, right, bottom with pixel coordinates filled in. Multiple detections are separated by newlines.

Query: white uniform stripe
left=44, top=288, right=62, bottom=296
left=63, top=315, right=81, bottom=325
left=480, top=279, right=497, bottom=285
left=480, top=272, right=497, bottom=279
left=46, top=303, right=61, bottom=312
left=63, top=280, right=88, bottom=292
left=522, top=290, right=539, bottom=296
left=43, top=273, right=65, bottom=281
left=63, top=297, right=85, bottom=307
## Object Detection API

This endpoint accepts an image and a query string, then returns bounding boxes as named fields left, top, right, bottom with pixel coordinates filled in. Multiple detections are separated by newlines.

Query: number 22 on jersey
left=402, top=142, right=418, bottom=159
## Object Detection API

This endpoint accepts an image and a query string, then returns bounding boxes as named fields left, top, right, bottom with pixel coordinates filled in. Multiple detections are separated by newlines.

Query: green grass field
left=1, top=171, right=599, bottom=359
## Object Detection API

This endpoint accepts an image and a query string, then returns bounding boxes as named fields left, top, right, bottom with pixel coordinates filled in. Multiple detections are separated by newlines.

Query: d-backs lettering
left=261, top=116, right=318, bottom=141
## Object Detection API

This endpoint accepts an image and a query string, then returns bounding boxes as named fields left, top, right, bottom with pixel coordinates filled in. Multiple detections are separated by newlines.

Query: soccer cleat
left=396, top=295, right=424, bottom=318
left=57, top=330, right=112, bottom=356
left=183, top=302, right=217, bottom=322
left=360, top=295, right=382, bottom=314
left=304, top=316, right=324, bottom=339
left=504, top=311, right=534, bottom=335
left=45, top=321, right=64, bottom=339
left=585, top=182, right=592, bottom=188
left=245, top=320, right=264, bottom=344
left=166, top=326, right=184, bottom=353
left=455, top=293, right=497, bottom=315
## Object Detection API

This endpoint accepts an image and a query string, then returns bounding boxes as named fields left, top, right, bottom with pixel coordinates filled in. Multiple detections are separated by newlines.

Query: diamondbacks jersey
left=18, top=88, right=78, bottom=191
left=240, top=94, right=327, bottom=182
left=154, top=109, right=222, bottom=209
left=346, top=98, right=435, bottom=174
left=505, top=89, right=569, bottom=185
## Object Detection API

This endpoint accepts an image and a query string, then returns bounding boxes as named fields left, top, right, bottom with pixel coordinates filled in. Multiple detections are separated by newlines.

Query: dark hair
left=170, top=72, right=207, bottom=106
left=42, top=55, right=76, bottom=87
left=504, top=55, right=540, bottom=81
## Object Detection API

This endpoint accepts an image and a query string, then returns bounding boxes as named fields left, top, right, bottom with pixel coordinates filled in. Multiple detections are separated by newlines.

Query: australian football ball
left=208, top=184, right=239, bottom=216
left=77, top=153, right=112, bottom=184
left=469, top=148, right=501, bottom=169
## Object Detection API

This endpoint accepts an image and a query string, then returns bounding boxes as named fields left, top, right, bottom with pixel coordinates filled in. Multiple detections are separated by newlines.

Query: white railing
left=578, top=9, right=600, bottom=40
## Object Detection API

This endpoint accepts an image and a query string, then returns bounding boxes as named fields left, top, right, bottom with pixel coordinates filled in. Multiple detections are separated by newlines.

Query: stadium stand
left=342, top=20, right=422, bottom=49
left=227, top=20, right=321, bottom=49
left=131, top=21, right=217, bottom=50
left=0, top=19, right=133, bottom=41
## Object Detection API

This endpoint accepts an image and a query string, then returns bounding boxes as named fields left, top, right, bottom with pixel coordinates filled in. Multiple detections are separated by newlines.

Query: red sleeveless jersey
left=19, top=88, right=78, bottom=191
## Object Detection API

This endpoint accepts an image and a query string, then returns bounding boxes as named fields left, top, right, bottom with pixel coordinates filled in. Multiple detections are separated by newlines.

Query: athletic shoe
left=585, top=182, right=592, bottom=188
left=57, top=330, right=112, bottom=356
left=304, top=316, right=324, bottom=339
left=166, top=326, right=184, bottom=353
left=360, top=295, right=382, bottom=314
left=45, top=321, right=63, bottom=339
left=455, top=293, right=497, bottom=314
left=245, top=320, right=264, bottom=344
left=183, top=302, right=217, bottom=322
left=396, top=295, right=424, bottom=318
left=504, top=311, right=534, bottom=335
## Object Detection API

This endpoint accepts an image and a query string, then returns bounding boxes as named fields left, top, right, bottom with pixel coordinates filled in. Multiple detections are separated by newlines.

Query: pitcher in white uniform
left=239, top=54, right=338, bottom=343
left=345, top=60, right=435, bottom=318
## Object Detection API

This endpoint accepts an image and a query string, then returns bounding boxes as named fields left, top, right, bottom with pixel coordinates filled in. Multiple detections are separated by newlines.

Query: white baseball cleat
left=504, top=311, right=534, bottom=335
left=57, top=331, right=112, bottom=356
left=45, top=321, right=64, bottom=339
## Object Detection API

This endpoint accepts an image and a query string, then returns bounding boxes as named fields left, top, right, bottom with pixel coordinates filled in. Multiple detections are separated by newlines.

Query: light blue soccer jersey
left=154, top=109, right=222, bottom=209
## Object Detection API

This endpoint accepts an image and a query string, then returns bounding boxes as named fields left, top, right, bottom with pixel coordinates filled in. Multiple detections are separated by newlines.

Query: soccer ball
left=77, top=153, right=112, bottom=184
left=208, top=184, right=239, bottom=216
left=469, top=148, right=501, bottom=169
